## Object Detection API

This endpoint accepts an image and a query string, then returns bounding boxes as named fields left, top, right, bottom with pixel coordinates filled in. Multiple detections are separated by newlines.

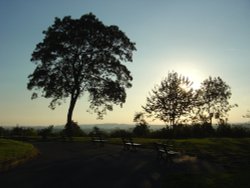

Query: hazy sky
left=0, top=0, right=250, bottom=126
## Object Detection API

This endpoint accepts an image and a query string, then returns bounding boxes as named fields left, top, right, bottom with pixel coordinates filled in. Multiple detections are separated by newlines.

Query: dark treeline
left=1, top=122, right=250, bottom=140
left=0, top=123, right=86, bottom=141
left=127, top=122, right=250, bottom=139
left=148, top=123, right=250, bottom=138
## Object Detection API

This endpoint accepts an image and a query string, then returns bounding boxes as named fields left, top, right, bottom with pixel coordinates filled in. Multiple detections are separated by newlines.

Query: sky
left=0, top=0, right=250, bottom=126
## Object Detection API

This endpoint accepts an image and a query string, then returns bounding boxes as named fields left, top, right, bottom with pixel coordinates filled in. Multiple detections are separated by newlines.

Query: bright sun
left=181, top=70, right=204, bottom=90
left=174, top=62, right=205, bottom=90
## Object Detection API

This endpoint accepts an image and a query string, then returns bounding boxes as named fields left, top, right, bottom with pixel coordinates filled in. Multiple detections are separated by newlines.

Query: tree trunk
left=67, top=94, right=78, bottom=126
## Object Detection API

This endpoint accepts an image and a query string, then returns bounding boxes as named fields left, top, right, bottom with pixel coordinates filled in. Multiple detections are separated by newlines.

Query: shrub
left=62, top=121, right=86, bottom=138
left=110, top=129, right=132, bottom=138
left=38, top=125, right=54, bottom=140
left=133, top=124, right=150, bottom=137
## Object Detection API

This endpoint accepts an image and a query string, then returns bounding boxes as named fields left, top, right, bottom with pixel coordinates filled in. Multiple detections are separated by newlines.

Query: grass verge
left=0, top=138, right=39, bottom=172
left=164, top=138, right=250, bottom=188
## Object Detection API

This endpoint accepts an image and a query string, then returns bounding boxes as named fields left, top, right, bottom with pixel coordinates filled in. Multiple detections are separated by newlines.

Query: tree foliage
left=195, top=76, right=237, bottom=124
left=142, top=71, right=195, bottom=126
left=27, top=13, right=136, bottom=126
left=142, top=72, right=237, bottom=127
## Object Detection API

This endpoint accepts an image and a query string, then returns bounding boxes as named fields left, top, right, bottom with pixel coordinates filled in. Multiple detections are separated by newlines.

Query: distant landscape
left=2, top=122, right=250, bottom=133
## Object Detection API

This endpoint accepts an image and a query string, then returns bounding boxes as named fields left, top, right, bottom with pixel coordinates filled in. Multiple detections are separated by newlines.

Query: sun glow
left=173, top=62, right=206, bottom=90
left=154, top=59, right=207, bottom=91
left=181, top=71, right=203, bottom=90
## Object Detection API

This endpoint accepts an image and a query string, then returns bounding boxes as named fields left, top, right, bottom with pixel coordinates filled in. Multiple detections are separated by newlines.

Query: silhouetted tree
left=133, top=112, right=150, bottom=137
left=195, top=76, right=237, bottom=125
left=27, top=13, right=136, bottom=135
left=0, top=126, right=5, bottom=137
left=142, top=71, right=195, bottom=126
left=10, top=126, right=25, bottom=137
left=8, top=126, right=37, bottom=140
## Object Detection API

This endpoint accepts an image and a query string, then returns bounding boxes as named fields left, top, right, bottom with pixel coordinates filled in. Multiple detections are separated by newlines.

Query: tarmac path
left=0, top=141, right=199, bottom=188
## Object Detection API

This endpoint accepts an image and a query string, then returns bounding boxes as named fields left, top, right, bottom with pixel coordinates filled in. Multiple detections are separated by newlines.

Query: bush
left=62, top=121, right=86, bottom=138
left=150, top=127, right=171, bottom=139
left=216, top=124, right=232, bottom=137
left=0, top=127, right=9, bottom=137
left=110, top=129, right=132, bottom=138
left=38, top=125, right=54, bottom=140
left=191, top=123, right=215, bottom=138
left=10, top=126, right=37, bottom=138
left=133, top=124, right=150, bottom=137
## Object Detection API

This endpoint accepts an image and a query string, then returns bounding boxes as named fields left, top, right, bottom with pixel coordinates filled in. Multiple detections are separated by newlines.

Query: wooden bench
left=153, top=142, right=180, bottom=162
left=121, top=137, right=141, bottom=151
left=91, top=135, right=107, bottom=146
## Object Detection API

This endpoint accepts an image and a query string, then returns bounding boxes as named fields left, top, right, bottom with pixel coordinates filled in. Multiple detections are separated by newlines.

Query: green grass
left=162, top=138, right=250, bottom=188
left=0, top=138, right=39, bottom=171
left=98, top=137, right=250, bottom=188
left=173, top=138, right=250, bottom=166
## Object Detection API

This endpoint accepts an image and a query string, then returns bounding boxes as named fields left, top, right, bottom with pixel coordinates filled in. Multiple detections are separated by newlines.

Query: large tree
left=142, top=71, right=195, bottom=126
left=195, top=76, right=237, bottom=125
left=27, top=13, right=136, bottom=128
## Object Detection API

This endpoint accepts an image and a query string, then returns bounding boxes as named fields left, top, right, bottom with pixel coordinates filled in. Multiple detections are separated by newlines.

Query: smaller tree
left=133, top=112, right=150, bottom=137
left=196, top=76, right=237, bottom=125
left=142, top=71, right=195, bottom=126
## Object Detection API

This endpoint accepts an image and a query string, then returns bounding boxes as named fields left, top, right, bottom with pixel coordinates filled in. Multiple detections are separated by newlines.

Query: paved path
left=0, top=142, right=199, bottom=188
